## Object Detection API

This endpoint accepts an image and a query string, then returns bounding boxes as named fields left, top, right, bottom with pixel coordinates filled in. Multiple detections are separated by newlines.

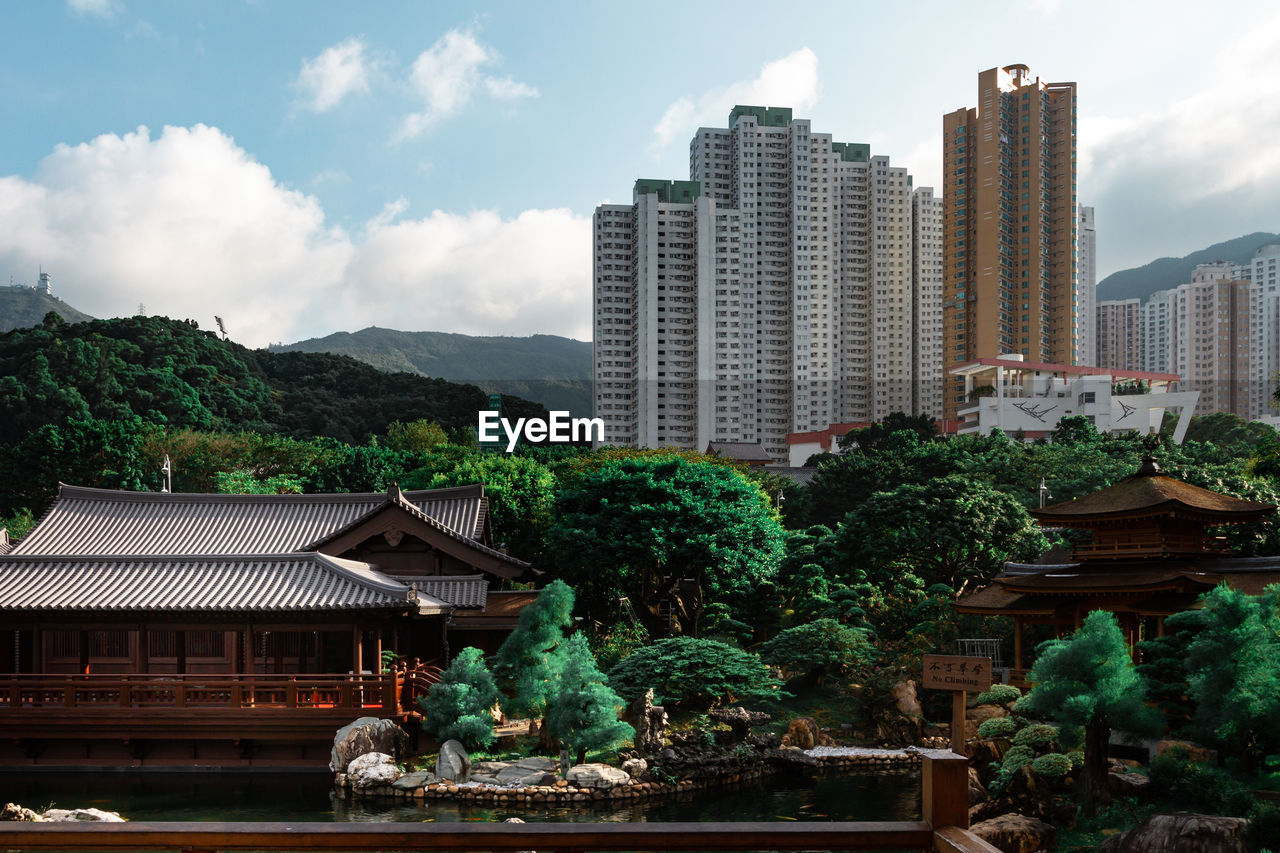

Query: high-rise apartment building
left=1247, top=243, right=1280, bottom=418
left=912, top=188, right=945, bottom=415
left=1095, top=298, right=1140, bottom=371
left=1140, top=289, right=1176, bottom=374
left=593, top=106, right=941, bottom=462
left=1078, top=206, right=1096, bottom=366
left=942, top=64, right=1078, bottom=415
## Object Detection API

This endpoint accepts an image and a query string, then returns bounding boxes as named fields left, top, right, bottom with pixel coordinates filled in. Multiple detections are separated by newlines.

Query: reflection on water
left=0, top=769, right=919, bottom=824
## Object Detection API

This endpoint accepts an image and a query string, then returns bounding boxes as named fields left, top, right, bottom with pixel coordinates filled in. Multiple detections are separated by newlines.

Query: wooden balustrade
left=0, top=672, right=408, bottom=714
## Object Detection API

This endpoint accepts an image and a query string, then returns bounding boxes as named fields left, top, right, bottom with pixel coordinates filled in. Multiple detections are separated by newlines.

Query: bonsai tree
left=606, top=637, right=783, bottom=711
left=1015, top=610, right=1160, bottom=814
left=758, top=618, right=873, bottom=684
left=417, top=646, right=500, bottom=751
left=544, top=633, right=634, bottom=765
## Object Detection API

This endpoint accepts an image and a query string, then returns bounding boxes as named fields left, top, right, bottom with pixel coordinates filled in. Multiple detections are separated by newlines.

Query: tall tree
left=492, top=580, right=575, bottom=722
left=417, top=646, right=501, bottom=751
left=1016, top=611, right=1161, bottom=814
left=544, top=633, right=633, bottom=764
left=547, top=456, right=784, bottom=635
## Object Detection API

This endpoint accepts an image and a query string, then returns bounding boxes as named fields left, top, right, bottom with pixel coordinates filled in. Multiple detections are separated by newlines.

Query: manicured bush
left=976, top=717, right=1018, bottom=739
left=975, top=684, right=1022, bottom=706
left=1013, top=723, right=1060, bottom=750
left=1000, top=745, right=1035, bottom=775
left=544, top=633, right=633, bottom=764
left=758, top=618, right=873, bottom=682
left=1031, top=752, right=1074, bottom=778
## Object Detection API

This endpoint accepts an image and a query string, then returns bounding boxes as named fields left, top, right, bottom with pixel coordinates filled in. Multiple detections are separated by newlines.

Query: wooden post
left=373, top=629, right=383, bottom=675
left=32, top=624, right=43, bottom=674
left=242, top=626, right=254, bottom=675
left=951, top=691, right=966, bottom=754
left=922, top=750, right=971, bottom=830
left=79, top=630, right=90, bottom=675
left=176, top=630, right=187, bottom=675
left=134, top=626, right=146, bottom=674
left=1013, top=617, right=1024, bottom=671
left=352, top=627, right=364, bottom=674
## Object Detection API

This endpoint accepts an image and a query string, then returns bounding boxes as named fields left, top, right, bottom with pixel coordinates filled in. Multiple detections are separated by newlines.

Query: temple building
left=956, top=457, right=1278, bottom=677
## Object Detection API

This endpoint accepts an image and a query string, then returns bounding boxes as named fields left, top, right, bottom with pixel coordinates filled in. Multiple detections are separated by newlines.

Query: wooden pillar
left=352, top=626, right=364, bottom=674
left=950, top=692, right=967, bottom=754
left=242, top=626, right=254, bottom=674
left=316, top=631, right=327, bottom=674
left=1156, top=616, right=1166, bottom=638
left=1013, top=617, right=1024, bottom=671
left=176, top=630, right=187, bottom=675
left=79, top=630, right=90, bottom=675
left=33, top=624, right=43, bottom=675
left=134, top=625, right=147, bottom=674
left=922, top=751, right=971, bottom=830
left=373, top=629, right=383, bottom=675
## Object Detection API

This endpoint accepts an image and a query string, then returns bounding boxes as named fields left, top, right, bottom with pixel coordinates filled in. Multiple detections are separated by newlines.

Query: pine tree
left=417, top=646, right=500, bottom=751
left=493, top=579, right=575, bottom=720
left=545, top=633, right=633, bottom=765
left=1016, top=611, right=1161, bottom=815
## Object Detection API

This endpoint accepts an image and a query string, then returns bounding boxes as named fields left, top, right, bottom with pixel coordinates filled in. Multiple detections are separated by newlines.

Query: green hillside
left=1096, top=231, right=1280, bottom=303
left=0, top=285, right=94, bottom=330
left=273, top=327, right=594, bottom=416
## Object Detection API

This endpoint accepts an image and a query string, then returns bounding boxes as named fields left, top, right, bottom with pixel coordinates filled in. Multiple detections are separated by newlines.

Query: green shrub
left=1148, top=747, right=1255, bottom=816
left=977, top=717, right=1018, bottom=739
left=1066, top=750, right=1085, bottom=769
left=975, top=684, right=1022, bottom=706
left=1013, top=723, right=1060, bottom=750
left=1000, top=745, right=1035, bottom=774
left=758, top=618, right=874, bottom=681
left=417, top=647, right=500, bottom=751
left=1031, top=752, right=1074, bottom=778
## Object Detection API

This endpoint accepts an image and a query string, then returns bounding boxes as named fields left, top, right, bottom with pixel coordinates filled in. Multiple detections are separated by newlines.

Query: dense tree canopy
left=547, top=456, right=785, bottom=635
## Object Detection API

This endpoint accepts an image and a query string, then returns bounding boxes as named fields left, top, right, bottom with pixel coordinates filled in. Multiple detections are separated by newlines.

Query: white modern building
left=1078, top=206, right=1096, bottom=367
left=594, top=106, right=943, bottom=462
left=1247, top=243, right=1280, bottom=420
left=949, top=354, right=1197, bottom=443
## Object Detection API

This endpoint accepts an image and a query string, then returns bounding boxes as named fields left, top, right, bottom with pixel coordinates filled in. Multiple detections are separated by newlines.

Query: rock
left=470, top=760, right=510, bottom=777
left=1108, top=769, right=1150, bottom=797
left=511, top=756, right=558, bottom=773
left=631, top=689, right=668, bottom=753
left=1156, top=739, right=1218, bottom=765
left=708, top=707, right=771, bottom=744
left=566, top=763, right=631, bottom=789
left=346, top=752, right=402, bottom=790
left=0, top=803, right=41, bottom=822
left=42, top=808, right=126, bottom=823
left=496, top=765, right=557, bottom=786
left=330, top=716, right=410, bottom=772
left=1099, top=812, right=1247, bottom=853
left=436, top=739, right=471, bottom=783
left=968, top=766, right=989, bottom=805
left=392, top=770, right=438, bottom=790
left=965, top=704, right=1008, bottom=739
left=970, top=813, right=1055, bottom=853
left=621, top=757, right=649, bottom=781
left=781, top=717, right=820, bottom=749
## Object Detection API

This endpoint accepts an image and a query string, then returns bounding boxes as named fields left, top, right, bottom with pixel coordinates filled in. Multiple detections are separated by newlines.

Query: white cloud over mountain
left=0, top=125, right=590, bottom=347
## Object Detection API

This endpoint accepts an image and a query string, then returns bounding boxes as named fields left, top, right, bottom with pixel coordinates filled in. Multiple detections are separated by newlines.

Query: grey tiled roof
left=12, top=484, right=489, bottom=557
left=395, top=575, right=489, bottom=609
left=0, top=553, right=414, bottom=612
left=706, top=441, right=773, bottom=462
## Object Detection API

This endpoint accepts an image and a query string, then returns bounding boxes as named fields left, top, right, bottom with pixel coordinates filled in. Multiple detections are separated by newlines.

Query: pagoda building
left=956, top=457, right=1278, bottom=674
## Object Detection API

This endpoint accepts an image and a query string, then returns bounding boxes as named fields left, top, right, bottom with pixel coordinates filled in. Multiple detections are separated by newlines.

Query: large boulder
left=391, top=770, right=438, bottom=790
left=566, top=763, right=631, bottom=789
left=875, top=681, right=924, bottom=746
left=330, top=717, right=409, bottom=772
left=1108, top=769, right=1151, bottom=798
left=346, top=752, right=402, bottom=790
left=496, top=764, right=557, bottom=786
left=1100, top=813, right=1248, bottom=853
left=631, top=689, right=668, bottom=754
left=970, top=813, right=1055, bottom=853
left=436, top=739, right=471, bottom=782
left=42, top=808, right=126, bottom=823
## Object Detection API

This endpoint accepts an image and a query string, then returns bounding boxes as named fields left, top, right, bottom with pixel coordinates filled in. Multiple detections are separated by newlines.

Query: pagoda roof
left=1031, top=458, right=1275, bottom=525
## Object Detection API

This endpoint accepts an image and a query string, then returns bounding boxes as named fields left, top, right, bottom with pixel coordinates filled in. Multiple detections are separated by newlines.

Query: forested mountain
left=273, top=328, right=593, bottom=416
left=0, top=285, right=94, bottom=330
left=0, top=315, right=546, bottom=446
left=1096, top=231, right=1280, bottom=303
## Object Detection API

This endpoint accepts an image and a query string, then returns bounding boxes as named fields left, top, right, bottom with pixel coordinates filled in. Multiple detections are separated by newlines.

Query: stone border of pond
left=340, top=748, right=923, bottom=806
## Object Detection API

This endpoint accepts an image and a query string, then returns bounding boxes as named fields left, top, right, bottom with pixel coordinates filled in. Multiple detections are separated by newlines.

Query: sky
left=2, top=0, right=1279, bottom=348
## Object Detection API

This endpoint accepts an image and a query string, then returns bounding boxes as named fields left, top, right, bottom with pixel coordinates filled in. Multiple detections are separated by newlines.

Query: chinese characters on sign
left=921, top=654, right=993, bottom=692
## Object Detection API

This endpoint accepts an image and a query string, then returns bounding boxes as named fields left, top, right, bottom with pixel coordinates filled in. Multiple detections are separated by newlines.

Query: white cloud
left=397, top=28, right=538, bottom=140
left=0, top=125, right=590, bottom=347
left=1081, top=10, right=1280, bottom=273
left=650, top=48, right=820, bottom=151
left=67, top=0, right=119, bottom=17
left=294, top=37, right=371, bottom=113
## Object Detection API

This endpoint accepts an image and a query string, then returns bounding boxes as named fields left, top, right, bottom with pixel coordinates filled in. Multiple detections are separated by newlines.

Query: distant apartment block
left=593, top=106, right=943, bottom=462
left=949, top=354, right=1197, bottom=443
left=1078, top=206, right=1096, bottom=366
left=1248, top=243, right=1280, bottom=419
left=943, top=64, right=1079, bottom=417
left=1095, top=298, right=1140, bottom=371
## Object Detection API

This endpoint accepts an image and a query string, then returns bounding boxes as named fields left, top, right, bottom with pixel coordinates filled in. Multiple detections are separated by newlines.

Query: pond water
left=0, top=769, right=920, bottom=824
